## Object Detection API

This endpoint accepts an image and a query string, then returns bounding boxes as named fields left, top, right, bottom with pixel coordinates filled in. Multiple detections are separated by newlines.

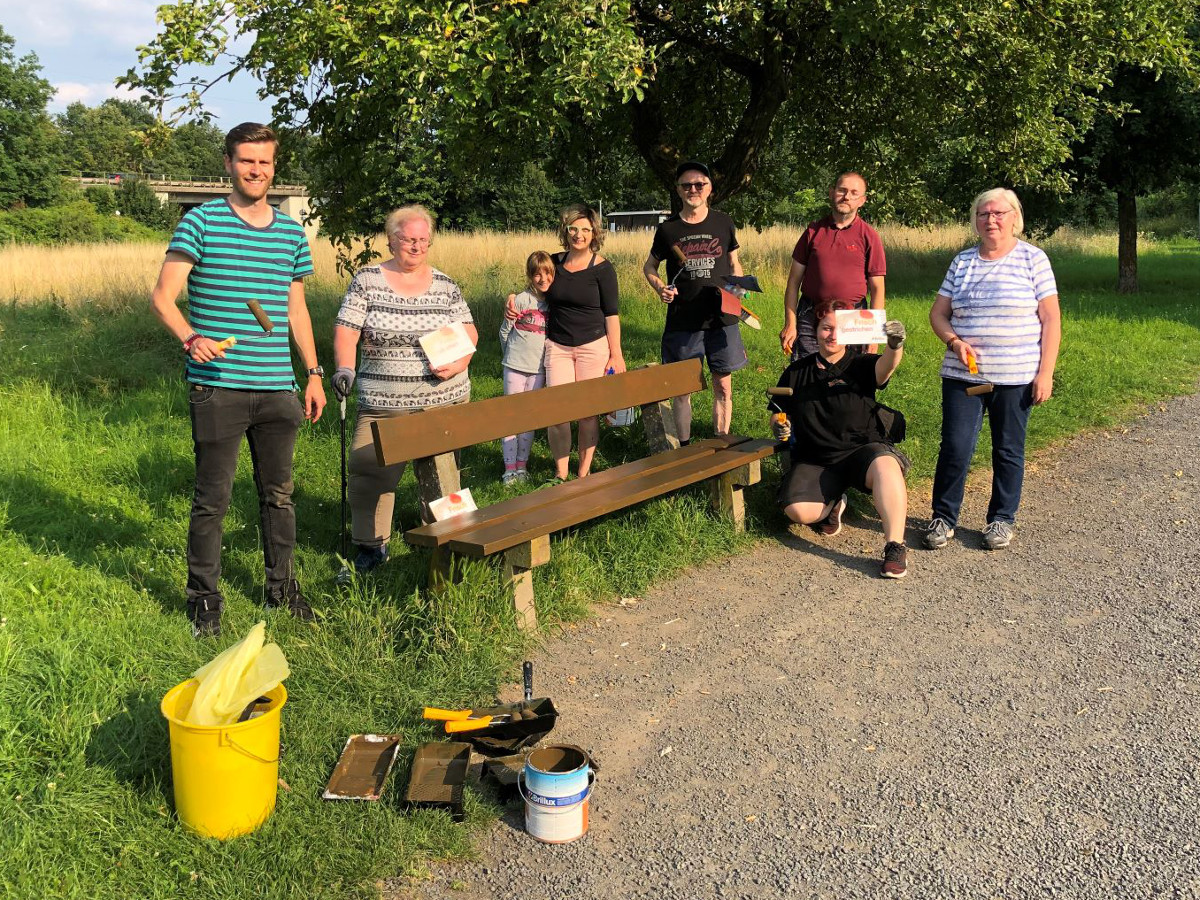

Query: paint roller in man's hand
left=215, top=301, right=278, bottom=350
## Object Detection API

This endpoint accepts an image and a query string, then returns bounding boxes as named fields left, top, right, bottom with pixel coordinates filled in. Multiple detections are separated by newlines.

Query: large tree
left=122, top=0, right=1197, bottom=250
left=0, top=26, right=60, bottom=208
left=1074, top=65, right=1200, bottom=292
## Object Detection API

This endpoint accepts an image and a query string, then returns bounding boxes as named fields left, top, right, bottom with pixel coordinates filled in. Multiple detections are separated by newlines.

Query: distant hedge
left=0, top=200, right=166, bottom=245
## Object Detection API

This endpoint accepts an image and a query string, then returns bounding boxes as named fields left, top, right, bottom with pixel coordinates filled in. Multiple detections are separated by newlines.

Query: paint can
left=518, top=770, right=595, bottom=843
left=519, top=744, right=596, bottom=843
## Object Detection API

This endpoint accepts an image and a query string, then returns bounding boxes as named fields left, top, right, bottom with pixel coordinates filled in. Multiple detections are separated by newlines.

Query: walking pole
left=335, top=397, right=353, bottom=585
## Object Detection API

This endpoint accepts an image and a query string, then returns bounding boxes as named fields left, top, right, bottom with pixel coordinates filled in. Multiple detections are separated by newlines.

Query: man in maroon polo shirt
left=780, top=172, right=886, bottom=359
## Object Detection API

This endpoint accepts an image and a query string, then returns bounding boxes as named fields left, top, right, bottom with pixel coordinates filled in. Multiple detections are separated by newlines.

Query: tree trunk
left=1116, top=188, right=1138, bottom=294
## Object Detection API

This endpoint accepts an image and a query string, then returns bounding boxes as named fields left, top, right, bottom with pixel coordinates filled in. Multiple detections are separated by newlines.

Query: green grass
left=2, top=239, right=1200, bottom=899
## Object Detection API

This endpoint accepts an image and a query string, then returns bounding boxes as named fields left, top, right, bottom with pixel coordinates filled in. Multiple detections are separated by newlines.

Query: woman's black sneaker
left=353, top=544, right=389, bottom=574
left=881, top=541, right=908, bottom=579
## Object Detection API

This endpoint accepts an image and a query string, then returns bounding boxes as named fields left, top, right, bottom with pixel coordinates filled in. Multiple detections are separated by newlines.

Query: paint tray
left=404, top=742, right=471, bottom=821
left=479, top=751, right=530, bottom=803
left=322, top=734, right=402, bottom=801
left=456, top=697, right=558, bottom=755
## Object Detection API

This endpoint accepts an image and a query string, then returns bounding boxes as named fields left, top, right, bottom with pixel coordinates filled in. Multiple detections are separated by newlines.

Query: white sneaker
left=923, top=517, right=955, bottom=550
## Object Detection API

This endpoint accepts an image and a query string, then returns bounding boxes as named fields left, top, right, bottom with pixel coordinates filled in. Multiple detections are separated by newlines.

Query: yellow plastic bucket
left=160, top=679, right=286, bottom=839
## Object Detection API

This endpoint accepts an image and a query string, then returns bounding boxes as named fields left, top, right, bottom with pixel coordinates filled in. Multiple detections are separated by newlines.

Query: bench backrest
left=372, top=358, right=705, bottom=466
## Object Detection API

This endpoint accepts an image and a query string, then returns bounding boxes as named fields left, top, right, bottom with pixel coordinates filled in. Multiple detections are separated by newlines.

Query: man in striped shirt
left=150, top=122, right=326, bottom=637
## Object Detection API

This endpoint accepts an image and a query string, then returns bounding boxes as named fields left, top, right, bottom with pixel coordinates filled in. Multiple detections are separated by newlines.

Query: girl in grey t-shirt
left=498, top=251, right=553, bottom=483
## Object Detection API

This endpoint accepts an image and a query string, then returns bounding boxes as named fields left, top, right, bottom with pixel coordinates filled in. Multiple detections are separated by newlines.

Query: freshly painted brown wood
left=403, top=437, right=745, bottom=548
left=447, top=439, right=778, bottom=556
left=373, top=360, right=706, bottom=466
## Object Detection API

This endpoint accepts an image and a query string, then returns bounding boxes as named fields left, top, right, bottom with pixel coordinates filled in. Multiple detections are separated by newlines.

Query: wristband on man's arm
left=182, top=332, right=200, bottom=353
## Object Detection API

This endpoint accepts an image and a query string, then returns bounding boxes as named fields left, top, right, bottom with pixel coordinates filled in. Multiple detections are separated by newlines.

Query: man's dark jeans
left=931, top=378, right=1033, bottom=528
left=186, top=384, right=303, bottom=603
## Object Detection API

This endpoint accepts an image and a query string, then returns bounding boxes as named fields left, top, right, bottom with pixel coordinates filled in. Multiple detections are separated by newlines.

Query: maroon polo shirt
left=792, top=215, right=886, bottom=302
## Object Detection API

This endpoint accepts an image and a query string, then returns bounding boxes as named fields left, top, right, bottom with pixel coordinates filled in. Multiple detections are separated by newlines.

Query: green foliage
left=116, top=179, right=182, bottom=232
left=83, top=185, right=118, bottom=216
left=0, top=199, right=164, bottom=245
left=0, top=26, right=62, bottom=208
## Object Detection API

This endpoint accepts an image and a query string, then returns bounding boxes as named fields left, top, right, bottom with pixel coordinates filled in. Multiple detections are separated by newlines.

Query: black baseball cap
left=674, top=160, right=711, bottom=181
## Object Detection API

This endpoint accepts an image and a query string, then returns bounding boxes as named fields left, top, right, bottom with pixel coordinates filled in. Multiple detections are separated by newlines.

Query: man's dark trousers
left=185, top=384, right=304, bottom=602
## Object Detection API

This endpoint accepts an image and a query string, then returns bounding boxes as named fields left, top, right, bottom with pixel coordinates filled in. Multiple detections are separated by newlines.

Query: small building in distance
left=607, top=209, right=670, bottom=231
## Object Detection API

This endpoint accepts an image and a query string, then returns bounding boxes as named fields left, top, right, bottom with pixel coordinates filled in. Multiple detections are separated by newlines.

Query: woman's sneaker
left=813, top=494, right=847, bottom=536
left=923, top=517, right=955, bottom=549
left=881, top=541, right=908, bottom=579
left=353, top=543, right=389, bottom=574
left=982, top=521, right=1014, bottom=550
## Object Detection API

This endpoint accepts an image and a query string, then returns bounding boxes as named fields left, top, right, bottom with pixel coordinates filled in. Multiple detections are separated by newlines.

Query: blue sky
left=2, top=0, right=272, bottom=129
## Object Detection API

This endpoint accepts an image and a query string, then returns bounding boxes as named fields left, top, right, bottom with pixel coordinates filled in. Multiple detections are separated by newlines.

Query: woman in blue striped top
left=925, top=188, right=1062, bottom=552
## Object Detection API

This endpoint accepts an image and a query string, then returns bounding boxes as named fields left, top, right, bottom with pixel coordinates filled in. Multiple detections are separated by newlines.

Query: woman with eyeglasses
left=924, top=188, right=1061, bottom=552
left=331, top=204, right=478, bottom=573
left=541, top=203, right=625, bottom=480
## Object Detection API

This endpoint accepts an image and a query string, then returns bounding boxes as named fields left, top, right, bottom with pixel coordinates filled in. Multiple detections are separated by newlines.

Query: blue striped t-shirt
left=168, top=199, right=314, bottom=390
left=937, top=241, right=1058, bottom=386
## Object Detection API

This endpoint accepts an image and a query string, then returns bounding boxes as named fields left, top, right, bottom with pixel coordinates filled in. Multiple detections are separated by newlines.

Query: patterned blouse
left=335, top=265, right=474, bottom=411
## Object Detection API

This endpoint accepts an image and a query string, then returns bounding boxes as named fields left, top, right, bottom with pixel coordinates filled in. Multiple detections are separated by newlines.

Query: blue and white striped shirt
left=169, top=199, right=314, bottom=391
left=937, top=241, right=1057, bottom=386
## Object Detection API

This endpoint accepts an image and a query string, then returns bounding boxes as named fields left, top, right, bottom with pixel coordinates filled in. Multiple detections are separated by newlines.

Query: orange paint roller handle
left=216, top=337, right=237, bottom=351
left=423, top=707, right=473, bottom=721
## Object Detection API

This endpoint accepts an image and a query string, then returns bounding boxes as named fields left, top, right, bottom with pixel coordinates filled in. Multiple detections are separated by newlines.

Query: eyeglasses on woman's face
left=976, top=209, right=1013, bottom=221
left=566, top=225, right=594, bottom=236
left=393, top=236, right=430, bottom=248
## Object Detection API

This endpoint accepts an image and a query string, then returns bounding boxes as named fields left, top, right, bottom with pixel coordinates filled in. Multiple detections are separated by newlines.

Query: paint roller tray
left=404, top=742, right=471, bottom=821
left=458, top=697, right=559, bottom=755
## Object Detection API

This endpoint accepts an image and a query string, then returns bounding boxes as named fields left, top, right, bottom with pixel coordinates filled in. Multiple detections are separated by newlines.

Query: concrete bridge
left=73, top=174, right=320, bottom=241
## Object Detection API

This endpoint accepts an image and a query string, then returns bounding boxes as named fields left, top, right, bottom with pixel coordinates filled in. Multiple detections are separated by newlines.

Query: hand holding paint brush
left=951, top=338, right=995, bottom=396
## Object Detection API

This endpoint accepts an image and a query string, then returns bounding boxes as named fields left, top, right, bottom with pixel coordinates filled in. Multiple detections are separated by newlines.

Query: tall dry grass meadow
left=0, top=223, right=1120, bottom=308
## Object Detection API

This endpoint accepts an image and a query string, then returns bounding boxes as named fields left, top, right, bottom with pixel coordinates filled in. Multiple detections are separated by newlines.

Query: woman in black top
left=772, top=303, right=910, bottom=578
left=541, top=203, right=625, bottom=480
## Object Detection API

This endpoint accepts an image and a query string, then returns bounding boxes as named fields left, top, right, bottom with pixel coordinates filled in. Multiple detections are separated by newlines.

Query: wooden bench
left=371, top=359, right=780, bottom=631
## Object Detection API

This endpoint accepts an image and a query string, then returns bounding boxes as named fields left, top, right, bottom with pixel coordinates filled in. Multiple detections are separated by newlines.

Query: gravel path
left=399, top=394, right=1199, bottom=900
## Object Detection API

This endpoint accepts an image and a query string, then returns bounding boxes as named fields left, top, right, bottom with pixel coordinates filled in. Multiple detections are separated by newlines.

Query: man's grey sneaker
left=881, top=541, right=908, bottom=579
left=265, top=579, right=316, bottom=621
left=923, top=517, right=955, bottom=550
left=982, top=520, right=1013, bottom=550
left=188, top=595, right=223, bottom=638
left=813, top=494, right=848, bottom=537
left=353, top=543, right=389, bottom=574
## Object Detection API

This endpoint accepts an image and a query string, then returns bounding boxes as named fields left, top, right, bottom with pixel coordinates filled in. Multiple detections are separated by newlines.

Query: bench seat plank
left=403, top=436, right=746, bottom=548
left=447, top=438, right=778, bottom=557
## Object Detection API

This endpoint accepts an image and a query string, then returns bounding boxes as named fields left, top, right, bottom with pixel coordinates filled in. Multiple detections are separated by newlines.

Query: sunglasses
left=677, top=181, right=709, bottom=192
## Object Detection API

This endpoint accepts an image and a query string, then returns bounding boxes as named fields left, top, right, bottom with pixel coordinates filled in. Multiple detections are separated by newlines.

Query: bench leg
left=428, top=546, right=460, bottom=594
left=503, top=536, right=550, bottom=632
left=413, top=452, right=461, bottom=525
left=709, top=461, right=762, bottom=533
left=641, top=398, right=680, bottom=454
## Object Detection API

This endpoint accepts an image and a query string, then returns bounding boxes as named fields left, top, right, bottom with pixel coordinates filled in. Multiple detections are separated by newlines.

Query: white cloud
left=51, top=81, right=141, bottom=110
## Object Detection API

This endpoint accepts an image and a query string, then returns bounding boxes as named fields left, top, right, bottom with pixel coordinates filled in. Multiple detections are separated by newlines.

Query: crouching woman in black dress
left=772, top=303, right=911, bottom=578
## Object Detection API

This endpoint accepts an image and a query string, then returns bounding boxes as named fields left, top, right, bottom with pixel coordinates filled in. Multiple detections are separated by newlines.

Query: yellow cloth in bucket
left=186, top=621, right=290, bottom=726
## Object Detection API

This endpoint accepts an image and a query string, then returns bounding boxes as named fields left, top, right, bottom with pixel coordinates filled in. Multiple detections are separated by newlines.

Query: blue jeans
left=931, top=378, right=1033, bottom=528
left=186, top=384, right=304, bottom=602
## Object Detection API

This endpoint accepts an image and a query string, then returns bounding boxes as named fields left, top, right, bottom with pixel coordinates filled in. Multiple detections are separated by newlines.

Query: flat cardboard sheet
left=429, top=488, right=477, bottom=522
left=419, top=322, right=476, bottom=370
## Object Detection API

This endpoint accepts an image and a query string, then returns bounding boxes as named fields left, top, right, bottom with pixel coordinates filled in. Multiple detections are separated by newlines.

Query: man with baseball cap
left=642, top=161, right=746, bottom=442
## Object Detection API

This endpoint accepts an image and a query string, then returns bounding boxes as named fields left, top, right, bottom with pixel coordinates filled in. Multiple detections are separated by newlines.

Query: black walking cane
left=335, top=396, right=353, bottom=585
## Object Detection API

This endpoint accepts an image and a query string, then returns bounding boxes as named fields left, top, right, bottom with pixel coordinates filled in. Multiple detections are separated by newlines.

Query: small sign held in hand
left=834, top=309, right=886, bottom=345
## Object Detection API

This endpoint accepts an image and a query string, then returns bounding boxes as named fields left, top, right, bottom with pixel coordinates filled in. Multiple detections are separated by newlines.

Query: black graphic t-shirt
left=650, top=210, right=740, bottom=332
